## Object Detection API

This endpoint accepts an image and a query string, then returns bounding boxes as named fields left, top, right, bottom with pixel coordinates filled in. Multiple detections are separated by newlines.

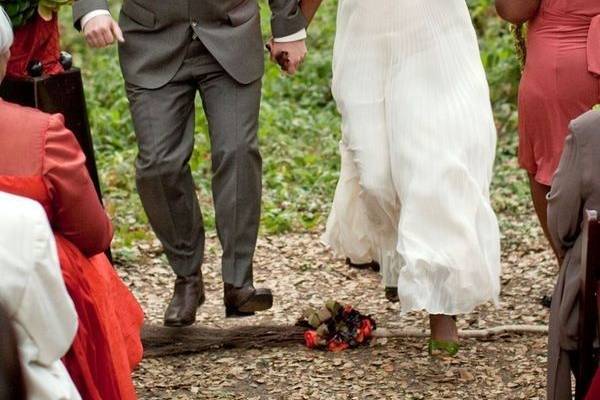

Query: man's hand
left=83, top=15, right=124, bottom=48
left=268, top=38, right=307, bottom=75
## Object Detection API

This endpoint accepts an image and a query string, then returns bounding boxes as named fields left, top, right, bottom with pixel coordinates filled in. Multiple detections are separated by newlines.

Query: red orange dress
left=0, top=99, right=143, bottom=400
left=518, top=0, right=600, bottom=185
left=586, top=368, right=600, bottom=400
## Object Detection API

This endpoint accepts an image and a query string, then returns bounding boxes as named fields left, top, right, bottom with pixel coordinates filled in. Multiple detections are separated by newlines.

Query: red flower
left=356, top=330, right=365, bottom=343
left=359, top=319, right=374, bottom=339
left=327, top=339, right=350, bottom=352
left=304, top=330, right=320, bottom=349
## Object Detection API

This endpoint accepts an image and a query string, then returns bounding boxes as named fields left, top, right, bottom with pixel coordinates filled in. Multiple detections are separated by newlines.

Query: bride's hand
left=266, top=38, right=289, bottom=70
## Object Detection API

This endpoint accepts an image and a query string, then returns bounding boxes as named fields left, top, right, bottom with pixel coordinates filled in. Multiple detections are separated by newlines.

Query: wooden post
left=577, top=210, right=600, bottom=399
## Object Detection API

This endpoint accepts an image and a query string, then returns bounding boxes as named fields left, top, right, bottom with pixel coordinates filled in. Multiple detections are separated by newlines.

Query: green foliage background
left=58, top=0, right=527, bottom=261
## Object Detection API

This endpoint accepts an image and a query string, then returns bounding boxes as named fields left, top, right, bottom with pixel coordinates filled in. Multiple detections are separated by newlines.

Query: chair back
left=577, top=210, right=600, bottom=399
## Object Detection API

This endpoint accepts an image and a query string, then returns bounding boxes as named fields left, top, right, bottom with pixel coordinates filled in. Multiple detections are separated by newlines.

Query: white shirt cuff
left=81, top=10, right=111, bottom=29
left=274, top=29, right=307, bottom=43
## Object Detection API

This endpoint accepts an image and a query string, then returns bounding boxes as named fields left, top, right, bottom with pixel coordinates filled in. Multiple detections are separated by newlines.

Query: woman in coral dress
left=0, top=11, right=143, bottom=396
left=497, top=0, right=600, bottom=259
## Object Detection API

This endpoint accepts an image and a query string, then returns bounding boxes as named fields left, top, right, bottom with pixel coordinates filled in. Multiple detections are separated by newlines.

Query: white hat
left=0, top=7, right=13, bottom=55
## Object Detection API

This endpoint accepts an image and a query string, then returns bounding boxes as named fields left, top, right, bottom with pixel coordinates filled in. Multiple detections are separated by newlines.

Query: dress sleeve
left=16, top=208, right=79, bottom=366
left=547, top=133, right=584, bottom=258
left=43, top=114, right=113, bottom=256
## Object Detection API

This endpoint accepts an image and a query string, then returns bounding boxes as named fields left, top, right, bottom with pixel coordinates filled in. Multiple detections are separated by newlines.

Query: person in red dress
left=585, top=368, right=600, bottom=400
left=0, top=8, right=143, bottom=400
left=496, top=0, right=600, bottom=260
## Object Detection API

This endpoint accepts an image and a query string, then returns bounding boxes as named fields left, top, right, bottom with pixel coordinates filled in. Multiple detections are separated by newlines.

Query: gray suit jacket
left=547, top=110, right=600, bottom=400
left=73, top=0, right=307, bottom=88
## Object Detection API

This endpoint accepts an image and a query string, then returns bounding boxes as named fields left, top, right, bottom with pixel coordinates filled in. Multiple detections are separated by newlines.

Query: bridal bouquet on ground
left=298, top=300, right=376, bottom=352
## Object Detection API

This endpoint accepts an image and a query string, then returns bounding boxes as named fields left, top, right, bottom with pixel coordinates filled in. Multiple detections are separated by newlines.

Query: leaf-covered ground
left=119, top=184, right=555, bottom=399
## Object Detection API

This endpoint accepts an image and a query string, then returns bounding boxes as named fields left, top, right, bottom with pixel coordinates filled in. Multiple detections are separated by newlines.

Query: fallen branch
left=141, top=323, right=548, bottom=358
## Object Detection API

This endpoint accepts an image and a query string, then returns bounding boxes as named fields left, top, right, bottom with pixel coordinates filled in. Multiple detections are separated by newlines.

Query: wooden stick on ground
left=142, top=324, right=306, bottom=358
left=375, top=325, right=548, bottom=339
left=142, top=323, right=548, bottom=358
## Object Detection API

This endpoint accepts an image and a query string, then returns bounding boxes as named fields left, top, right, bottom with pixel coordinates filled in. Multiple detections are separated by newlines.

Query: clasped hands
left=267, top=38, right=307, bottom=75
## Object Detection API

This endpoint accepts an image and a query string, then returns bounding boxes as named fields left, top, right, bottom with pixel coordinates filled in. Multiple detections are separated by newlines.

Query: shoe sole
left=225, top=291, right=273, bottom=318
left=163, top=294, right=206, bottom=327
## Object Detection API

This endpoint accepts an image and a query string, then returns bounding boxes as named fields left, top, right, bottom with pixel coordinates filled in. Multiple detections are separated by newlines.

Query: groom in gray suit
left=73, top=0, right=307, bottom=326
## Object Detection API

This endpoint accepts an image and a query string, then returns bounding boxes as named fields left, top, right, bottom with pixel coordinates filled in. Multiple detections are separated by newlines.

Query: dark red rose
left=355, top=329, right=365, bottom=343
left=359, top=319, right=374, bottom=338
left=304, top=330, right=320, bottom=349
left=327, top=339, right=350, bottom=352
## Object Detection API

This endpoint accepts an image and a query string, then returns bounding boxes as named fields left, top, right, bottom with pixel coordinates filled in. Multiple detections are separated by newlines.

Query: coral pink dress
left=0, top=99, right=143, bottom=400
left=518, top=0, right=600, bottom=185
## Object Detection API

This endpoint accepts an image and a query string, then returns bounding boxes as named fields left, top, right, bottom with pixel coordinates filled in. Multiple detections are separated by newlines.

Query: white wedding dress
left=323, top=0, right=502, bottom=315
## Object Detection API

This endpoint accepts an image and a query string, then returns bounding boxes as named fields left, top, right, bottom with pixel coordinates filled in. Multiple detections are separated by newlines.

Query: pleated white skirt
left=322, top=0, right=502, bottom=315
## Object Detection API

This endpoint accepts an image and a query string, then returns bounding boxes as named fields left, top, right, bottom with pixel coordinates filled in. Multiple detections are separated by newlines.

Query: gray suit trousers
left=126, top=40, right=262, bottom=286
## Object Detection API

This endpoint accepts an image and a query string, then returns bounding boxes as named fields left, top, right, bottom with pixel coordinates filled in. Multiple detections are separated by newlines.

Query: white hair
left=0, top=6, right=13, bottom=55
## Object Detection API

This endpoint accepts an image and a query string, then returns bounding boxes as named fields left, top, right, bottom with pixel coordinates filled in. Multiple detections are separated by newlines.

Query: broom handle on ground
left=374, top=325, right=548, bottom=339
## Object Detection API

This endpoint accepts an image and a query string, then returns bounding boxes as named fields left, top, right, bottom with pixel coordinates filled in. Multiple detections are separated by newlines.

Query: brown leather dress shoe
left=224, top=284, right=273, bottom=318
left=164, top=273, right=205, bottom=327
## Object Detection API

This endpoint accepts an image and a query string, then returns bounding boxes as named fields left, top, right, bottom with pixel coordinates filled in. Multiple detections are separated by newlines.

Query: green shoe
left=428, top=339, right=459, bottom=357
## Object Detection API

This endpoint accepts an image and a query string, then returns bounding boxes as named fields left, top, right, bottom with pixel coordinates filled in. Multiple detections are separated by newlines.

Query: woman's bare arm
left=495, top=0, right=541, bottom=24
left=300, top=0, right=324, bottom=25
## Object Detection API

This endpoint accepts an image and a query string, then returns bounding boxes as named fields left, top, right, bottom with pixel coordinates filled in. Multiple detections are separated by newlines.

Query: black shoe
left=164, top=273, right=205, bottom=327
left=385, top=287, right=399, bottom=303
left=224, top=284, right=273, bottom=318
left=541, top=294, right=552, bottom=308
left=346, top=258, right=380, bottom=272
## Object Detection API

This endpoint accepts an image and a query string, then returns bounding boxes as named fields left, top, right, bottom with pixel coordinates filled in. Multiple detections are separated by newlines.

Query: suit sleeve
left=269, top=0, right=307, bottom=38
left=72, top=0, right=110, bottom=30
left=43, top=114, right=113, bottom=256
left=547, top=130, right=584, bottom=257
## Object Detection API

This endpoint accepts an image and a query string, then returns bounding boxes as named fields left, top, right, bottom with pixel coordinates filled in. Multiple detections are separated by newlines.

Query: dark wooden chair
left=577, top=210, right=600, bottom=399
